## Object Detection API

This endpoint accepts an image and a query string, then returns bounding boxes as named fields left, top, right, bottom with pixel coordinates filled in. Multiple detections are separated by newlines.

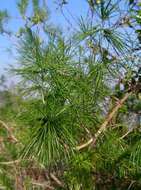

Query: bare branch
left=32, top=181, right=55, bottom=190
left=50, top=173, right=64, bottom=188
left=76, top=92, right=132, bottom=150
left=0, top=120, right=18, bottom=143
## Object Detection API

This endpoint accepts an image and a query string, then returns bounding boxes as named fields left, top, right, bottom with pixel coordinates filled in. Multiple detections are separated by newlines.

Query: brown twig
left=50, top=173, right=64, bottom=188
left=0, top=159, right=21, bottom=165
left=0, top=120, right=18, bottom=143
left=120, top=129, right=133, bottom=140
left=76, top=92, right=132, bottom=150
left=32, top=181, right=55, bottom=190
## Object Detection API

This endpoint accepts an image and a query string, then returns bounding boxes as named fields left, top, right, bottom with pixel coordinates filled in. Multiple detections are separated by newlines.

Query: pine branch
left=76, top=92, right=132, bottom=150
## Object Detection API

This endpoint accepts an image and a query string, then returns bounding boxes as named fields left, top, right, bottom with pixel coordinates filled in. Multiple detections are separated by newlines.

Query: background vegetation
left=0, top=0, right=141, bottom=189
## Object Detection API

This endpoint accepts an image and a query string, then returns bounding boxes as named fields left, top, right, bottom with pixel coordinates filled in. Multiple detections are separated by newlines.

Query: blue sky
left=0, top=0, right=88, bottom=75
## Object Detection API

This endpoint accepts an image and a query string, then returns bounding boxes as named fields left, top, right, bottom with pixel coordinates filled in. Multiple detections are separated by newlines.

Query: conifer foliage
left=0, top=0, right=141, bottom=189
